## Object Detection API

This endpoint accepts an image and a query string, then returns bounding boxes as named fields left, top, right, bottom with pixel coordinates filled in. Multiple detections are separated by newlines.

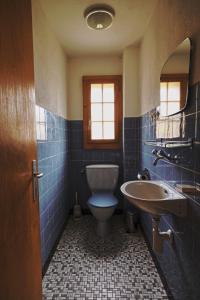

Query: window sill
left=84, top=141, right=121, bottom=150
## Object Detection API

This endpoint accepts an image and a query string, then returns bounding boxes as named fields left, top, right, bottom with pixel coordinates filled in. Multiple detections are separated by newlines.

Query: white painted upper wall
left=31, top=0, right=140, bottom=121
left=139, top=0, right=200, bottom=115
left=32, top=0, right=68, bottom=119
left=123, top=45, right=140, bottom=117
left=68, top=56, right=122, bottom=120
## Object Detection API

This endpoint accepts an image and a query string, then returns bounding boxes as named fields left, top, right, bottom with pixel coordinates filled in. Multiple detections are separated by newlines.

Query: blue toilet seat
left=88, top=193, right=118, bottom=208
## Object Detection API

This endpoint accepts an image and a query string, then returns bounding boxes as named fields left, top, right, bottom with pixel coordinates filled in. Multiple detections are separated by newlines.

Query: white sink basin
left=121, top=180, right=187, bottom=217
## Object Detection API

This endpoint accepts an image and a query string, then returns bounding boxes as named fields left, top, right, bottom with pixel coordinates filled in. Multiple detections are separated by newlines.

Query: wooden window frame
left=160, top=73, right=188, bottom=111
left=83, top=75, right=122, bottom=149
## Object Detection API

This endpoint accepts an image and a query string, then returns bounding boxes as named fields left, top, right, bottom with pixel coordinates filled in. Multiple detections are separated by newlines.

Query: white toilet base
left=96, top=220, right=110, bottom=238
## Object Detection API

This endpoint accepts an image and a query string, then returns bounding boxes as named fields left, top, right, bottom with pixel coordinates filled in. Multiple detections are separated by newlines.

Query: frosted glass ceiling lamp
left=84, top=5, right=115, bottom=30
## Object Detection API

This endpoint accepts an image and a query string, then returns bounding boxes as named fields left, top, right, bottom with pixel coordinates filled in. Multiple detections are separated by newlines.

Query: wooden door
left=0, top=1, right=42, bottom=299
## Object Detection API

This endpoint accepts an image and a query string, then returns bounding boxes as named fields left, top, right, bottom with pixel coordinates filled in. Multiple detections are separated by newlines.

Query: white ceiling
left=39, top=0, right=158, bottom=57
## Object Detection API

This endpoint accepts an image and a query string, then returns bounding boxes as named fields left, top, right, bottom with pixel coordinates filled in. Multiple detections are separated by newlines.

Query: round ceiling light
left=84, top=4, right=115, bottom=30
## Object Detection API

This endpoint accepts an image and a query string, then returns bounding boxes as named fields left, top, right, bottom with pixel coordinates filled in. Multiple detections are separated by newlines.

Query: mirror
left=158, top=38, right=191, bottom=117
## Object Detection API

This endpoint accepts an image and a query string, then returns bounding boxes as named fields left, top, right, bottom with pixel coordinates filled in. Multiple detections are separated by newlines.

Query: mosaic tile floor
left=43, top=215, right=169, bottom=300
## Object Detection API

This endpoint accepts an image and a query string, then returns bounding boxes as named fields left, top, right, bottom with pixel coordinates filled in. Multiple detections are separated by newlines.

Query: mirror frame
left=158, top=37, right=192, bottom=117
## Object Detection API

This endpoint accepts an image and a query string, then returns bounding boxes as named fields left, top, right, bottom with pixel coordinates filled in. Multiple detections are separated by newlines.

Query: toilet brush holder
left=73, top=192, right=82, bottom=220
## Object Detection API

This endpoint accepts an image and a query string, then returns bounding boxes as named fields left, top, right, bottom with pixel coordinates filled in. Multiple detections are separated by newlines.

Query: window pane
left=40, top=124, right=47, bottom=140
left=103, top=122, right=115, bottom=139
left=168, top=82, right=180, bottom=101
left=35, top=105, right=40, bottom=122
left=103, top=103, right=114, bottom=121
left=91, top=122, right=103, bottom=140
left=91, top=84, right=102, bottom=102
left=156, top=119, right=166, bottom=139
left=103, top=83, right=114, bottom=102
left=173, top=118, right=181, bottom=138
left=91, top=103, right=102, bottom=121
left=36, top=124, right=41, bottom=140
left=160, top=102, right=167, bottom=116
left=160, top=82, right=167, bottom=101
left=39, top=107, right=46, bottom=122
left=167, top=102, right=180, bottom=115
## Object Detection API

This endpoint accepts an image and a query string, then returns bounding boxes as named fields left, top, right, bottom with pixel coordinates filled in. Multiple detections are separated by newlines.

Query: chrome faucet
left=137, top=168, right=151, bottom=180
left=152, top=149, right=177, bottom=166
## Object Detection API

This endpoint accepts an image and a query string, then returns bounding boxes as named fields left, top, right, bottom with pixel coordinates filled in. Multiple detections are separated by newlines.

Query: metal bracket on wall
left=144, top=138, right=193, bottom=148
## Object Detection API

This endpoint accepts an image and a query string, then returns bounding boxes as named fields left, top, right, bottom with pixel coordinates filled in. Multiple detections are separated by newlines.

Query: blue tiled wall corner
left=36, top=106, right=70, bottom=267
left=123, top=117, right=140, bottom=181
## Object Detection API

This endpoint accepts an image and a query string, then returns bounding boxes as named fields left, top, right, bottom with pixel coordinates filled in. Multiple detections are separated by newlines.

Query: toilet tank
left=86, top=164, right=119, bottom=193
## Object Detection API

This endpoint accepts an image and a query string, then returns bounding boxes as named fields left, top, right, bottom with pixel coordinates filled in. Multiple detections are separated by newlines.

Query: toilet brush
left=73, top=192, right=82, bottom=220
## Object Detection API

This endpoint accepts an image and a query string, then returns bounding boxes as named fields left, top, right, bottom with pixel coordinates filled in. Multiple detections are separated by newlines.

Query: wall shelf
left=144, top=139, right=193, bottom=148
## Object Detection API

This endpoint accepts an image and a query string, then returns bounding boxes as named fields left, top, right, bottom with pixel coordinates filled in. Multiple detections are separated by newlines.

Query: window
left=35, top=105, right=47, bottom=140
left=83, top=75, right=122, bottom=149
left=156, top=74, right=188, bottom=139
left=160, top=74, right=188, bottom=116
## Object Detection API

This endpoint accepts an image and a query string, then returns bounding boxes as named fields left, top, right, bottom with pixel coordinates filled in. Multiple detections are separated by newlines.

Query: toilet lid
left=88, top=193, right=118, bottom=208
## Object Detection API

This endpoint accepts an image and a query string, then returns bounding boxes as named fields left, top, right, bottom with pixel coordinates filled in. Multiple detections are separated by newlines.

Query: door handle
left=34, top=172, right=43, bottom=179
left=32, top=160, right=43, bottom=201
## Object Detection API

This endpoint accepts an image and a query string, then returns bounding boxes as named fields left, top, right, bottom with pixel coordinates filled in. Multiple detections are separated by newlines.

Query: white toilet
left=86, top=164, right=119, bottom=237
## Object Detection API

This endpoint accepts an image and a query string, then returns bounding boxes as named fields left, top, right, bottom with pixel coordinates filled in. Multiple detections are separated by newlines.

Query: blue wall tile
left=69, top=120, right=123, bottom=209
left=123, top=117, right=140, bottom=182
left=137, top=82, right=200, bottom=300
left=36, top=105, right=70, bottom=267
